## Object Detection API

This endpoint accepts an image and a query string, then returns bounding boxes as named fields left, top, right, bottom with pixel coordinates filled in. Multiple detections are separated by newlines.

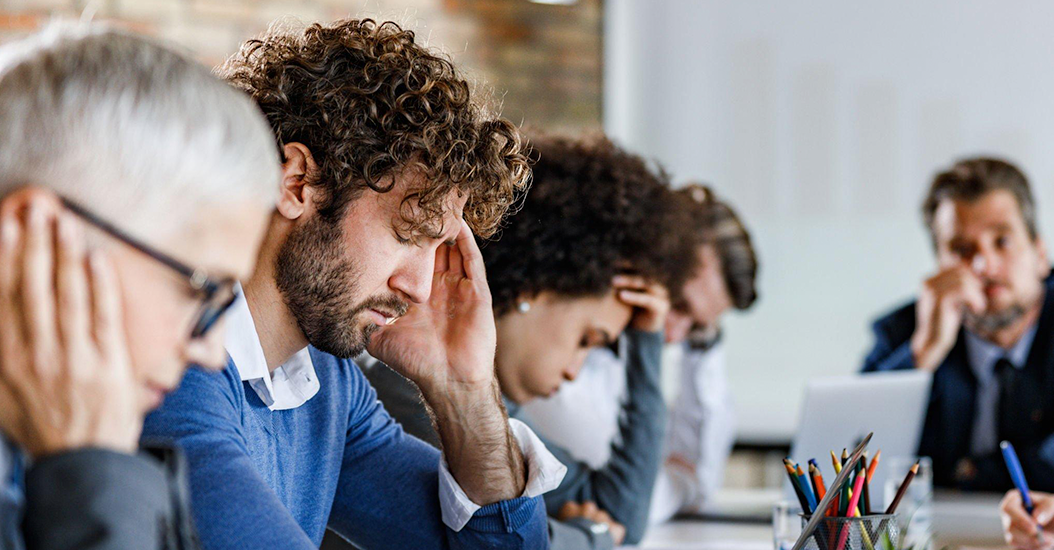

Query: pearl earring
left=517, top=301, right=531, bottom=313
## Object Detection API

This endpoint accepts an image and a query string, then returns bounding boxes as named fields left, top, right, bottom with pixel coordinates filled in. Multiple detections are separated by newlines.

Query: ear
left=276, top=143, right=320, bottom=221
left=1035, top=236, right=1050, bottom=277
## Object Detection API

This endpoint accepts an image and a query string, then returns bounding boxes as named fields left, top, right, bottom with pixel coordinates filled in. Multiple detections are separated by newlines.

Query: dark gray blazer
left=1, top=436, right=198, bottom=550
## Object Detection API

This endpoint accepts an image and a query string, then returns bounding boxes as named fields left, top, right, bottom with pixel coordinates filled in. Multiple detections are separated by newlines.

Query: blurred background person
left=0, top=23, right=278, bottom=549
left=359, top=133, right=695, bottom=548
left=863, top=158, right=1054, bottom=491
left=524, top=184, right=759, bottom=523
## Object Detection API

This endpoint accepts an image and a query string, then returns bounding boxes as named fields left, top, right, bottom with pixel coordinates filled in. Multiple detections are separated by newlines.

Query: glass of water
left=773, top=501, right=803, bottom=550
left=883, top=456, right=933, bottom=550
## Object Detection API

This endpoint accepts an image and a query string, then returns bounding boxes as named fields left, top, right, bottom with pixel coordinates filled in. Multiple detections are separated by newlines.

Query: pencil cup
left=883, top=456, right=932, bottom=550
left=773, top=501, right=804, bottom=550
left=798, top=514, right=899, bottom=550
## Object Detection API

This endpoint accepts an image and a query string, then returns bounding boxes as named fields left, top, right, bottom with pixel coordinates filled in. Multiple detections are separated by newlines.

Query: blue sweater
left=141, top=348, right=549, bottom=549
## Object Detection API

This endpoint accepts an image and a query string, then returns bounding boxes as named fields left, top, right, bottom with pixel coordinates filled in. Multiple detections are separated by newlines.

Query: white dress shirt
left=224, top=290, right=566, bottom=531
left=522, top=339, right=736, bottom=524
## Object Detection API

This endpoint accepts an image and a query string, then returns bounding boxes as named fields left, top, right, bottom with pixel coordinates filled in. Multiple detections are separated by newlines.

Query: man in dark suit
left=863, top=157, right=1054, bottom=491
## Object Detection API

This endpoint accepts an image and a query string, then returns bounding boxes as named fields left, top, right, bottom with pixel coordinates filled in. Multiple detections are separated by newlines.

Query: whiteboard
left=603, top=0, right=1054, bottom=442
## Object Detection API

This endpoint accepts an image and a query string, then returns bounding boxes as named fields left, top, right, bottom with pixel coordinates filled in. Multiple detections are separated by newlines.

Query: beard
left=964, top=304, right=1027, bottom=335
left=274, top=215, right=407, bottom=358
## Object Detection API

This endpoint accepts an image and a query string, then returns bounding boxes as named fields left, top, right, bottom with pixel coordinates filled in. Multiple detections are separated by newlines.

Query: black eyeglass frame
left=59, top=197, right=238, bottom=338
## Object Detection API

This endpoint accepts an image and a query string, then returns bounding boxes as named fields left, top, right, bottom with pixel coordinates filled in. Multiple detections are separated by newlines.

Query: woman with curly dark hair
left=526, top=183, right=760, bottom=527
left=361, top=133, right=696, bottom=549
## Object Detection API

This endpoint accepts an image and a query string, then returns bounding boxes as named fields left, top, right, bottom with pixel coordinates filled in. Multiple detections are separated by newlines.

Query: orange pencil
left=866, top=449, right=882, bottom=482
left=809, top=464, right=833, bottom=516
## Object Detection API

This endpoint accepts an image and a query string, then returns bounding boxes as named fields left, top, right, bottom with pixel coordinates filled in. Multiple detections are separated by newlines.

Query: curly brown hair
left=483, top=133, right=696, bottom=315
left=219, top=18, right=530, bottom=238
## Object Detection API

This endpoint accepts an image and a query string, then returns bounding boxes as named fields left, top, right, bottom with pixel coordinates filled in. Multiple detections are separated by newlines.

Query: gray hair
left=0, top=23, right=278, bottom=240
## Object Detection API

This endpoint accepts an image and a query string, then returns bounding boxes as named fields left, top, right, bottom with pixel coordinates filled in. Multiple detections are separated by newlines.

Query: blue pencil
left=1002, top=441, right=1043, bottom=537
left=784, top=459, right=812, bottom=514
left=795, top=464, right=818, bottom=513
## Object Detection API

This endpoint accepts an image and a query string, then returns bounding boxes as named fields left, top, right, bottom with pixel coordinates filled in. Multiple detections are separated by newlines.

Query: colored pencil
left=866, top=449, right=881, bottom=483
left=859, top=459, right=872, bottom=515
left=884, top=461, right=919, bottom=515
left=830, top=451, right=842, bottom=515
left=840, top=449, right=850, bottom=515
left=835, top=472, right=870, bottom=550
left=809, top=464, right=827, bottom=501
left=792, top=433, right=873, bottom=550
left=784, top=459, right=812, bottom=513
left=796, top=464, right=818, bottom=512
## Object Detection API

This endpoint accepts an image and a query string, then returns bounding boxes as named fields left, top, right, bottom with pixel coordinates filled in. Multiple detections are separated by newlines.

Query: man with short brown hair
left=863, top=157, right=1054, bottom=491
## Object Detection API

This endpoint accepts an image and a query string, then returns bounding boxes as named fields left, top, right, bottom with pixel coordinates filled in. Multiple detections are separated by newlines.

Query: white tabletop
left=631, top=489, right=1007, bottom=550
left=633, top=520, right=771, bottom=549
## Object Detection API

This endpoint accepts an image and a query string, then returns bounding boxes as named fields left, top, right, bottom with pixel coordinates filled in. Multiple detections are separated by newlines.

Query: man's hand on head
left=367, top=217, right=497, bottom=395
left=0, top=193, right=140, bottom=458
left=910, top=264, right=987, bottom=371
left=366, top=218, right=527, bottom=504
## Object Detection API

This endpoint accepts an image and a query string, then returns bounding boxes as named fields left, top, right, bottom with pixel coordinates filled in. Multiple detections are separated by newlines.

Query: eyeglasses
left=60, top=198, right=238, bottom=339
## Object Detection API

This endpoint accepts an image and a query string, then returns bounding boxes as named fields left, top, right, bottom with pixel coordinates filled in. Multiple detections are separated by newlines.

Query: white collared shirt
left=224, top=287, right=320, bottom=411
left=224, top=289, right=566, bottom=531
left=522, top=340, right=736, bottom=523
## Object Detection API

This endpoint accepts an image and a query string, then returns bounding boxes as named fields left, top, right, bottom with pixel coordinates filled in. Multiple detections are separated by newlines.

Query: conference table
left=633, top=489, right=1007, bottom=550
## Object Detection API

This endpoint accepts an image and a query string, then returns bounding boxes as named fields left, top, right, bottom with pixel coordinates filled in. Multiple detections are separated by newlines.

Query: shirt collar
left=224, top=284, right=320, bottom=411
left=964, top=323, right=1039, bottom=382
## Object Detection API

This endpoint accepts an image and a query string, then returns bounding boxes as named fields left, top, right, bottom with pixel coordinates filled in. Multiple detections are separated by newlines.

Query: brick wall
left=0, top=0, right=602, bottom=131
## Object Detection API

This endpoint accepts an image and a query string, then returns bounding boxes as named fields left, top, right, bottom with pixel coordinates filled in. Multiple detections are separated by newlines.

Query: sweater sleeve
left=326, top=361, right=551, bottom=550
left=540, top=329, right=666, bottom=545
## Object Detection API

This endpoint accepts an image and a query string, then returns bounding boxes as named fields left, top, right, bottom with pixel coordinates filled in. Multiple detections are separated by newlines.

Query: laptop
left=684, top=370, right=933, bottom=523
left=786, top=370, right=933, bottom=510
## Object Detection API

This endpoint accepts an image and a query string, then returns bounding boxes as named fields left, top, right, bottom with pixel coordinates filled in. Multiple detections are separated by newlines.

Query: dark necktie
left=996, top=357, right=1018, bottom=443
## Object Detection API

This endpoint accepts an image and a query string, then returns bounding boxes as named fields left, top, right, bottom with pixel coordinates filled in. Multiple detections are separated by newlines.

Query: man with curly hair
left=141, top=19, right=561, bottom=549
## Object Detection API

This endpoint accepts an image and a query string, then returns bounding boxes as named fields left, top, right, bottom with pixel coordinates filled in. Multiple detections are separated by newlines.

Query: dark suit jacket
left=862, top=271, right=1054, bottom=491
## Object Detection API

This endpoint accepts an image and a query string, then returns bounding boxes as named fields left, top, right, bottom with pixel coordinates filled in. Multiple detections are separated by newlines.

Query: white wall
left=604, top=0, right=1054, bottom=442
